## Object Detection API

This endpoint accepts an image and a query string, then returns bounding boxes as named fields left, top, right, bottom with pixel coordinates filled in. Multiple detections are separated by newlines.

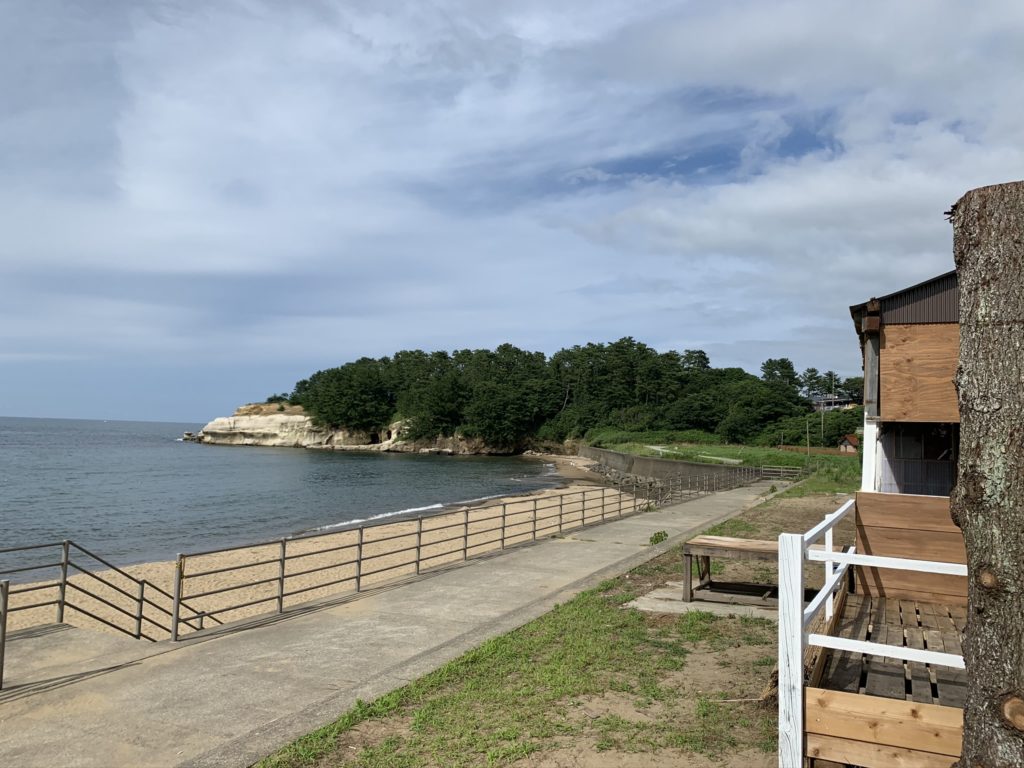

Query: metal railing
left=0, top=540, right=216, bottom=689
left=776, top=500, right=968, bottom=767
left=1, top=464, right=769, bottom=688
left=759, top=465, right=807, bottom=480
left=169, top=469, right=763, bottom=640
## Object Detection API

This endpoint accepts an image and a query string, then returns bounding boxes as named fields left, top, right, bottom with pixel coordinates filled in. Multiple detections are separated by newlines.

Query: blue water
left=0, top=417, right=561, bottom=568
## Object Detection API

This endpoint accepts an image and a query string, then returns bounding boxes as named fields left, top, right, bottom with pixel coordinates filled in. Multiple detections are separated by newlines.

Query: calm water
left=0, top=417, right=560, bottom=569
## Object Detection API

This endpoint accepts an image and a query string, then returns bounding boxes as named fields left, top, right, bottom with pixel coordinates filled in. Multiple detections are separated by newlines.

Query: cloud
left=1, top=0, right=1021, bottom=419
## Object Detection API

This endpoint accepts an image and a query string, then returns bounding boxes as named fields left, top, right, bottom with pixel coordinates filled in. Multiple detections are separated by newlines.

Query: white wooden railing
left=776, top=500, right=968, bottom=767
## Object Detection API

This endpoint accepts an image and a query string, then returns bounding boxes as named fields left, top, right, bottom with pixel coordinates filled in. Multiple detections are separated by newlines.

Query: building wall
left=879, top=323, right=960, bottom=422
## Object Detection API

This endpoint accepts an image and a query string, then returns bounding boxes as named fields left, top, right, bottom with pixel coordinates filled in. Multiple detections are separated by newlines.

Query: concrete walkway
left=0, top=481, right=776, bottom=768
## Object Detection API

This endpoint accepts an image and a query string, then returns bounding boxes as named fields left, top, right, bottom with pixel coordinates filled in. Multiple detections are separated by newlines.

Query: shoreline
left=5, top=454, right=610, bottom=637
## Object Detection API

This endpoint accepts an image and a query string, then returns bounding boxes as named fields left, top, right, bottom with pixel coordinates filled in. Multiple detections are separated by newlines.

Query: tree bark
left=951, top=180, right=1024, bottom=768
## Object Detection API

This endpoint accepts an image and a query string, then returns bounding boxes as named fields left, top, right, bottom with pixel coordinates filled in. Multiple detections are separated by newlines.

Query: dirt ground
left=301, top=491, right=850, bottom=768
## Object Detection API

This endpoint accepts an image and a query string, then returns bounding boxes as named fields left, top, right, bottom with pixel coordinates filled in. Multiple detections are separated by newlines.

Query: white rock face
left=198, top=414, right=334, bottom=448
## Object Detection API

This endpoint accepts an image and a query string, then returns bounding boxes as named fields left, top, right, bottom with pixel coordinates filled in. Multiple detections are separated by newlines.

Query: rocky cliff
left=193, top=404, right=512, bottom=454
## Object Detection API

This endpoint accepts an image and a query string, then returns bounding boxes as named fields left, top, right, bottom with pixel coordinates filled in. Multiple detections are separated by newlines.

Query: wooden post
left=531, top=499, right=537, bottom=540
left=500, top=503, right=507, bottom=548
left=778, top=533, right=805, bottom=767
left=462, top=509, right=469, bottom=560
left=558, top=494, right=563, bottom=533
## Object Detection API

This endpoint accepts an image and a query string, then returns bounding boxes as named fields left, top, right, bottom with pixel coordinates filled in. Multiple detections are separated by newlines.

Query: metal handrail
left=169, top=466, right=764, bottom=639
left=0, top=463, right=767, bottom=690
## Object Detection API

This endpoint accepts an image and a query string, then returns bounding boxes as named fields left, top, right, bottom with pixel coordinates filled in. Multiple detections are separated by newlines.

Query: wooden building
left=848, top=270, right=965, bottom=604
left=777, top=271, right=968, bottom=768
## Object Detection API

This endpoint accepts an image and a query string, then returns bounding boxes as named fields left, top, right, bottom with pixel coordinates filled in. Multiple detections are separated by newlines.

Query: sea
left=0, top=416, right=562, bottom=572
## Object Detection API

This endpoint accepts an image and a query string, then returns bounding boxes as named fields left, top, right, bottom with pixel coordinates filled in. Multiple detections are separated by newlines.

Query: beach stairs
left=0, top=622, right=153, bottom=700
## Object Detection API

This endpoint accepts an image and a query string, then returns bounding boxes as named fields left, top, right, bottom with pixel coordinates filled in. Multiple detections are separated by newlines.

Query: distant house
left=809, top=392, right=853, bottom=411
left=838, top=434, right=859, bottom=453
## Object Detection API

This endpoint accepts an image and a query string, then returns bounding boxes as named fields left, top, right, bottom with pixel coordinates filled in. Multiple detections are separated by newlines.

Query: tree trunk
left=951, top=180, right=1024, bottom=767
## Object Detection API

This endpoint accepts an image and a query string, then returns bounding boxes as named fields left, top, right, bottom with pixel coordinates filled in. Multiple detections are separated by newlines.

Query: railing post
left=57, top=540, right=70, bottom=623
left=277, top=539, right=286, bottom=614
left=171, top=554, right=183, bottom=642
left=558, top=494, right=563, bottom=533
left=0, top=580, right=9, bottom=691
left=601, top=487, right=606, bottom=521
left=135, top=579, right=145, bottom=639
left=825, top=517, right=835, bottom=622
left=531, top=499, right=537, bottom=541
left=500, top=503, right=507, bottom=548
left=355, top=528, right=363, bottom=592
left=416, top=517, right=423, bottom=574
left=462, top=509, right=469, bottom=560
left=778, top=533, right=806, bottom=768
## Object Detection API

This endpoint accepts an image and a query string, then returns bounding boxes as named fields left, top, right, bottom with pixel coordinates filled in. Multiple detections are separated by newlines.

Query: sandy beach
left=5, top=455, right=640, bottom=639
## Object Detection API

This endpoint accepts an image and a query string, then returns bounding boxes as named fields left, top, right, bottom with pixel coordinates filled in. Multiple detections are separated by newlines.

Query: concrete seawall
left=578, top=445, right=746, bottom=481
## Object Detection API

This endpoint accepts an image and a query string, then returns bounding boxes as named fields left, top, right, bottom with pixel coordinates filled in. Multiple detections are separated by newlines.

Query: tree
left=950, top=181, right=1024, bottom=767
left=680, top=349, right=711, bottom=371
left=799, top=367, right=823, bottom=397
left=760, top=357, right=801, bottom=393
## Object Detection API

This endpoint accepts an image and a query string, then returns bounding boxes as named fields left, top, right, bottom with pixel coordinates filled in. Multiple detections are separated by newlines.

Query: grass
left=597, top=439, right=861, bottom=496
left=260, top=574, right=777, bottom=768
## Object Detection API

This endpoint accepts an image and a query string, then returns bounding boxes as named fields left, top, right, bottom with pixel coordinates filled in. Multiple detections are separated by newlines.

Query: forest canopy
left=283, top=338, right=862, bottom=450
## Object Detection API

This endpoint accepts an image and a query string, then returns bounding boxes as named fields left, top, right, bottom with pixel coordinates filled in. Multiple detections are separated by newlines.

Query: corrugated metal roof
left=879, top=270, right=958, bottom=324
left=850, top=270, right=959, bottom=327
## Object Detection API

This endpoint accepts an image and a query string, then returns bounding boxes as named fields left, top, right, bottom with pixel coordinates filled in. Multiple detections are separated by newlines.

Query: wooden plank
left=919, top=603, right=966, bottom=709
left=856, top=567, right=967, bottom=604
left=682, top=536, right=777, bottom=560
left=879, top=323, right=960, bottom=423
left=857, top=525, right=966, bottom=564
left=823, top=595, right=870, bottom=693
left=805, top=687, right=963, bottom=757
left=856, top=492, right=957, bottom=533
left=865, top=598, right=907, bottom=700
left=807, top=733, right=959, bottom=767
left=947, top=604, right=967, bottom=633
left=900, top=600, right=933, bottom=704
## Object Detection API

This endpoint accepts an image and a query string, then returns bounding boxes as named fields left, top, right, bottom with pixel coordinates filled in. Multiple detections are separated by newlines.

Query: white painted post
left=824, top=518, right=835, bottom=622
left=861, top=420, right=879, bottom=492
left=778, top=533, right=805, bottom=768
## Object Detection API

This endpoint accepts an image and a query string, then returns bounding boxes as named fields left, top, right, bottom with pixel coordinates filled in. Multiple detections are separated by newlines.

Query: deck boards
left=820, top=594, right=966, bottom=708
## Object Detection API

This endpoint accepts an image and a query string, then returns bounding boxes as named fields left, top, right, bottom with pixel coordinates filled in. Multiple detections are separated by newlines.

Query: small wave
left=307, top=503, right=445, bottom=533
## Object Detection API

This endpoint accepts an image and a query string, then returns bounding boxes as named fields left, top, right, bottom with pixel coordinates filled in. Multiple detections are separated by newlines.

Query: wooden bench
left=682, top=535, right=778, bottom=602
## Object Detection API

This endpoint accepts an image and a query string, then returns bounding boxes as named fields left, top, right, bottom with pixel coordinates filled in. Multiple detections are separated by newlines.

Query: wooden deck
left=820, top=594, right=966, bottom=708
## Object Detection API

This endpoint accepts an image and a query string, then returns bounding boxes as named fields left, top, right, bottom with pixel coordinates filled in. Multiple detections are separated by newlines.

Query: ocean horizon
left=0, top=416, right=561, bottom=574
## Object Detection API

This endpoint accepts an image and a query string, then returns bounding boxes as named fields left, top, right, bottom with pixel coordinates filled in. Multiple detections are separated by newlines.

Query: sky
left=2, top=1, right=1021, bottom=423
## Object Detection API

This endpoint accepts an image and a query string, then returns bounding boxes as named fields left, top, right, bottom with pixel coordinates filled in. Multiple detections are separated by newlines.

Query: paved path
left=0, top=481, right=776, bottom=767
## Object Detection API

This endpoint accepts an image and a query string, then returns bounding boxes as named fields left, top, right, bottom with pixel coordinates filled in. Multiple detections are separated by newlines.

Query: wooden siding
left=855, top=492, right=966, bottom=603
left=806, top=688, right=962, bottom=768
left=880, top=323, right=960, bottom=422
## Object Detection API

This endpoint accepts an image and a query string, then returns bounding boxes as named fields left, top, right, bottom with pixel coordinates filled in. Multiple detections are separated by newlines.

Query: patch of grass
left=649, top=530, right=668, bottom=546
left=778, top=454, right=860, bottom=496
left=677, top=611, right=722, bottom=643
left=260, top=556, right=779, bottom=768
